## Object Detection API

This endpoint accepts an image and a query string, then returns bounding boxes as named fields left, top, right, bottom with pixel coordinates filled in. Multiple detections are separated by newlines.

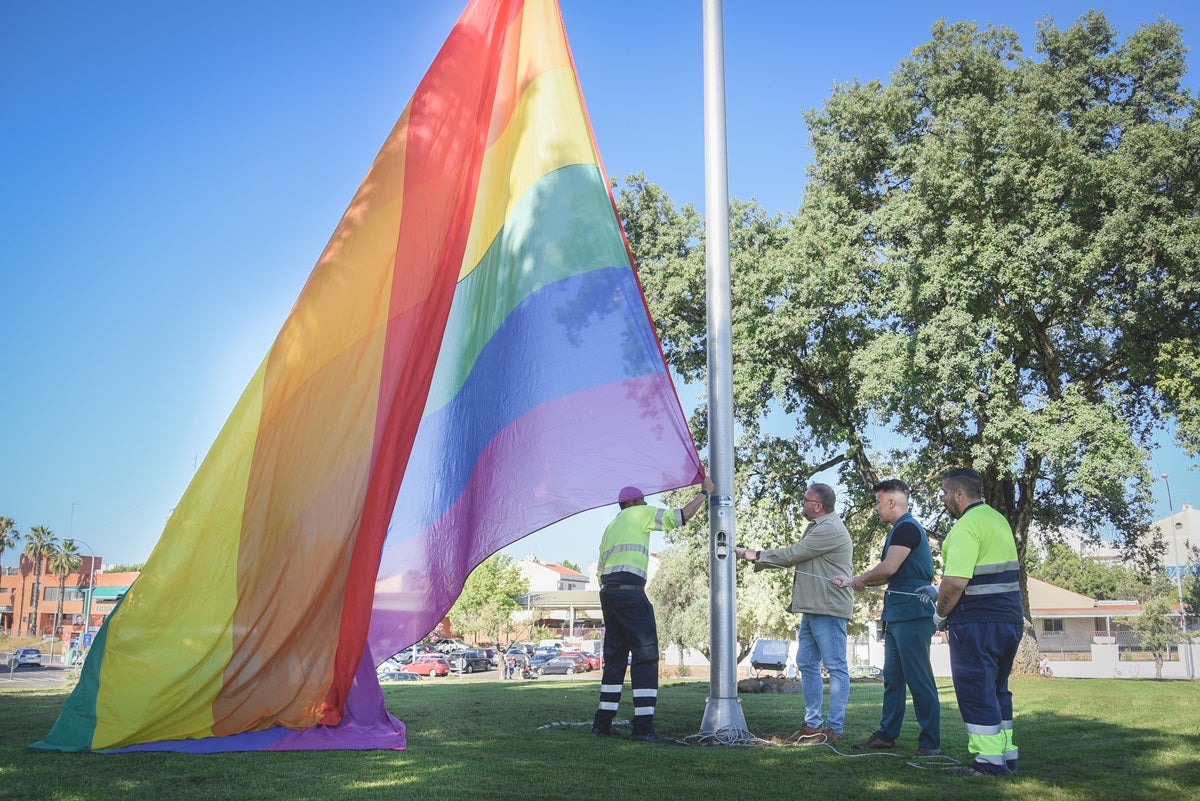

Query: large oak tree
left=627, top=12, right=1199, bottom=666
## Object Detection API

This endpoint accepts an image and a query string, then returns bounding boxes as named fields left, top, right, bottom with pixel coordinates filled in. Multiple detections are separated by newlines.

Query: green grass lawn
left=1, top=676, right=1197, bottom=801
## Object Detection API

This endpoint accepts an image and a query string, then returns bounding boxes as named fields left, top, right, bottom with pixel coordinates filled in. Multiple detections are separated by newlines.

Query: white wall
left=662, top=640, right=1199, bottom=681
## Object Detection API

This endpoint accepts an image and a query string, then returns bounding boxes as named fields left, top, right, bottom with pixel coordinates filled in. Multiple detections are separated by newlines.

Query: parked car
left=538, top=656, right=581, bottom=676
left=529, top=648, right=559, bottom=671
left=15, top=648, right=42, bottom=667
left=434, top=638, right=471, bottom=654
left=578, top=641, right=604, bottom=659
left=378, top=670, right=422, bottom=682
left=401, top=654, right=450, bottom=677
left=505, top=642, right=535, bottom=659
left=559, top=650, right=598, bottom=671
left=390, top=644, right=438, bottom=665
left=376, top=658, right=402, bottom=674
left=448, top=649, right=492, bottom=674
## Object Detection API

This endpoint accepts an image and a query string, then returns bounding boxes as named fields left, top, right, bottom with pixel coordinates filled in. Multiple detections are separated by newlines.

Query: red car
left=560, top=650, right=600, bottom=670
left=401, top=654, right=450, bottom=677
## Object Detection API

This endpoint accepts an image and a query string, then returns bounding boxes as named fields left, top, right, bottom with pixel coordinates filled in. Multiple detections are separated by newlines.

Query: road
left=0, top=657, right=600, bottom=695
left=2, top=662, right=598, bottom=692
left=387, top=663, right=599, bottom=684
left=0, top=663, right=70, bottom=690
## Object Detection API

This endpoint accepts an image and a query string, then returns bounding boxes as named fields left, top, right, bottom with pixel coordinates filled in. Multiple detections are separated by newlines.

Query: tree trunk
left=17, top=555, right=30, bottom=636
left=995, top=468, right=1041, bottom=676
left=1013, top=624, right=1041, bottom=676
left=55, top=575, right=67, bottom=639
left=29, top=568, right=42, bottom=636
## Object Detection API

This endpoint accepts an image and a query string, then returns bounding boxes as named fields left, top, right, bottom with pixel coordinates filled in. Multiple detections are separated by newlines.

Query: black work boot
left=590, top=712, right=619, bottom=737
left=630, top=719, right=682, bottom=745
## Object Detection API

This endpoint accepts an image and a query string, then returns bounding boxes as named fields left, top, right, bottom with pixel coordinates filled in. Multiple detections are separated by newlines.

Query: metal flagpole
left=699, top=0, right=750, bottom=739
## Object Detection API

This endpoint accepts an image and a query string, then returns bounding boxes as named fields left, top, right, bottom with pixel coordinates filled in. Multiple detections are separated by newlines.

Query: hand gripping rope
left=756, top=560, right=937, bottom=606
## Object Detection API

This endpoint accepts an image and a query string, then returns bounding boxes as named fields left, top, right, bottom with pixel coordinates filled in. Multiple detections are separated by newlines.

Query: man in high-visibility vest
left=934, top=467, right=1024, bottom=777
left=590, top=477, right=714, bottom=744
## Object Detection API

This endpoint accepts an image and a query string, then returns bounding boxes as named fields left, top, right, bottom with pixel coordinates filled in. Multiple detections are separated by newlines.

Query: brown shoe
left=852, top=733, right=897, bottom=750
left=822, top=728, right=844, bottom=743
left=783, top=724, right=827, bottom=743
left=912, top=747, right=942, bottom=757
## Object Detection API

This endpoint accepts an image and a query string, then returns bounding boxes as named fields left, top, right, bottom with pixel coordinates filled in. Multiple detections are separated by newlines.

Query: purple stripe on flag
left=367, top=373, right=701, bottom=660
left=108, top=646, right=405, bottom=753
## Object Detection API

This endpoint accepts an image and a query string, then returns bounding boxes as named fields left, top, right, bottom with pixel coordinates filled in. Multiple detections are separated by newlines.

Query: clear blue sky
left=2, top=1, right=1197, bottom=573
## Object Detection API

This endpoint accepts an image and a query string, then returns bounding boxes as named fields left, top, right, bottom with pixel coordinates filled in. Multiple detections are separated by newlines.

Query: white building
left=1032, top=504, right=1198, bottom=575
left=1156, top=503, right=1198, bottom=578
left=515, top=555, right=589, bottom=592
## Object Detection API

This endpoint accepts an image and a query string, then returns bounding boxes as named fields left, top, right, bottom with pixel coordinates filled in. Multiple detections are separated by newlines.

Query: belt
left=601, top=584, right=645, bottom=591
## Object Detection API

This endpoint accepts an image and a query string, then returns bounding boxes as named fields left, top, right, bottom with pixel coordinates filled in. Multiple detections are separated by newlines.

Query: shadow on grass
left=1, top=678, right=1196, bottom=801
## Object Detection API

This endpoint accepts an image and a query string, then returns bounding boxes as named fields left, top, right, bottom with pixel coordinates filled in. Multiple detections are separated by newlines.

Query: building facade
left=515, top=555, right=589, bottom=592
left=1, top=554, right=133, bottom=645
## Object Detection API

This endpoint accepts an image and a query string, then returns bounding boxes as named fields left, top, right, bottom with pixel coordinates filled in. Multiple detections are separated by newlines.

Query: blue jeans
left=796, top=613, right=850, bottom=733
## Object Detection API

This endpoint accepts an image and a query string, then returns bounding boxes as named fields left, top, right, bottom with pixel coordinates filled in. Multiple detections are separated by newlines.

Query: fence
left=1039, top=629, right=1176, bottom=654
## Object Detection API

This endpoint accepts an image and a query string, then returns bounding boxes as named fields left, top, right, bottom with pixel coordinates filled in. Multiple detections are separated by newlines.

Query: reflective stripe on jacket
left=597, top=505, right=682, bottom=580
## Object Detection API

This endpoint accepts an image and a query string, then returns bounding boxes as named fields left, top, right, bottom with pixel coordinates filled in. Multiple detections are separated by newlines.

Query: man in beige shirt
left=735, top=482, right=853, bottom=743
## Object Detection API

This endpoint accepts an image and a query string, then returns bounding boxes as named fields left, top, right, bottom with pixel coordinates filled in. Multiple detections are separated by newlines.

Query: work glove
left=932, top=613, right=949, bottom=632
left=915, top=585, right=938, bottom=606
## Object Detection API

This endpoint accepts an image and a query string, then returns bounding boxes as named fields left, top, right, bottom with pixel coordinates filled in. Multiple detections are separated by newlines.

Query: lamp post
left=66, top=539, right=96, bottom=641
left=1161, top=475, right=1193, bottom=680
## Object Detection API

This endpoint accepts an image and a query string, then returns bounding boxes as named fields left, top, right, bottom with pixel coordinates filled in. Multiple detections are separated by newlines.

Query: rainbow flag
left=33, top=0, right=702, bottom=753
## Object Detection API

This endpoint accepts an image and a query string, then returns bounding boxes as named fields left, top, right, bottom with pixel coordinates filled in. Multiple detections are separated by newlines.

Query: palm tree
left=0, top=517, right=18, bottom=635
left=0, top=516, right=19, bottom=574
left=47, top=540, right=82, bottom=639
left=23, top=525, right=57, bottom=636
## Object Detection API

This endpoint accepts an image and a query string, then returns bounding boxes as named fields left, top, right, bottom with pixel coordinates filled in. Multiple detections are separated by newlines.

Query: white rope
left=680, top=730, right=771, bottom=747
left=540, top=718, right=964, bottom=769
left=757, top=561, right=935, bottom=605
left=537, top=718, right=629, bottom=730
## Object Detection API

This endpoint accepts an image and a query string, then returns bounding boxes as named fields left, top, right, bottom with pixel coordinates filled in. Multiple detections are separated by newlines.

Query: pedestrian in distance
left=590, top=476, right=715, bottom=744
left=734, top=482, right=854, bottom=745
left=833, top=478, right=941, bottom=757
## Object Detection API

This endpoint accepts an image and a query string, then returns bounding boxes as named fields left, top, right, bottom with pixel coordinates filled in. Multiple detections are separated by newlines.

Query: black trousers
left=594, top=584, right=659, bottom=733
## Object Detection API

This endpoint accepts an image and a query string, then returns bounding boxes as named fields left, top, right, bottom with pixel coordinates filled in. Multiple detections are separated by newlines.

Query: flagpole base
left=698, top=695, right=751, bottom=742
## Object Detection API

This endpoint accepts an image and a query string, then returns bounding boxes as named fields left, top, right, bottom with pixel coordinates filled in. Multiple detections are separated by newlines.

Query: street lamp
left=1161, top=475, right=1193, bottom=680
left=66, top=539, right=96, bottom=641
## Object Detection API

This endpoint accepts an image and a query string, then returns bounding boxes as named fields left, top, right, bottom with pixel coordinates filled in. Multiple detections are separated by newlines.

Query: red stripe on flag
left=320, top=0, right=524, bottom=722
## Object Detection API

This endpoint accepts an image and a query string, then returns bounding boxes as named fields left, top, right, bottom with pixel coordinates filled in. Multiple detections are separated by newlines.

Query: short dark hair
left=808, top=482, right=836, bottom=511
left=942, top=467, right=983, bottom=499
left=872, top=478, right=910, bottom=496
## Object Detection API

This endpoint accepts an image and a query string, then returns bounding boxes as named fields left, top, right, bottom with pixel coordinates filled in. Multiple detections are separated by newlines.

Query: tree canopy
left=623, top=12, right=1199, bottom=627
left=1027, top=541, right=1175, bottom=601
left=0, top=517, right=19, bottom=569
left=449, top=554, right=528, bottom=646
left=1120, top=595, right=1186, bottom=678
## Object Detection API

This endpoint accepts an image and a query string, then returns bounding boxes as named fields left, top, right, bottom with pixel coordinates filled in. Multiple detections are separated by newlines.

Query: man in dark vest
left=834, top=478, right=940, bottom=756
